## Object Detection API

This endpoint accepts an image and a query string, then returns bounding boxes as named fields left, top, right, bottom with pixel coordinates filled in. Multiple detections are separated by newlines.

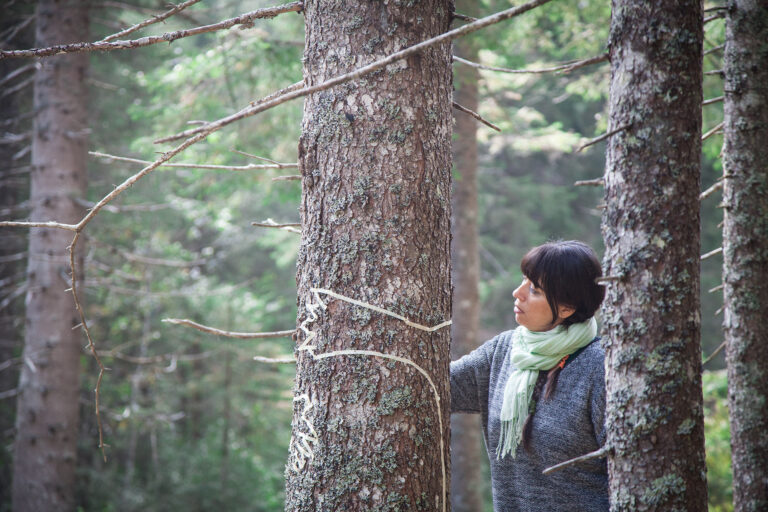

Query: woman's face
left=512, top=277, right=573, bottom=332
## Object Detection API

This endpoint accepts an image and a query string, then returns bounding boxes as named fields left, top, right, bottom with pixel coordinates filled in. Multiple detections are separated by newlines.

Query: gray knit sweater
left=450, top=330, right=609, bottom=512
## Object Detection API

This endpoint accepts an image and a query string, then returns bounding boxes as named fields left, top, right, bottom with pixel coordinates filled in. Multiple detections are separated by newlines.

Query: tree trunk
left=601, top=2, right=707, bottom=510
left=287, top=1, right=453, bottom=510
left=722, top=2, right=768, bottom=511
left=11, top=1, right=89, bottom=511
left=449, top=8, right=484, bottom=512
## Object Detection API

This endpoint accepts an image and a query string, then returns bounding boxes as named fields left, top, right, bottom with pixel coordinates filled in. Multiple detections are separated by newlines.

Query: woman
left=451, top=240, right=608, bottom=511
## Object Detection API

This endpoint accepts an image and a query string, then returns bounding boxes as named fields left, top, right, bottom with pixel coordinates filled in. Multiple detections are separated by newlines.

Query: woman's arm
left=450, top=336, right=498, bottom=414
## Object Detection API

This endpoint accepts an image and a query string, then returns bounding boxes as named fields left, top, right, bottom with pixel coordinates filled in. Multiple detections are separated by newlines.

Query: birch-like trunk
left=450, top=12, right=484, bottom=512
left=722, top=2, right=768, bottom=511
left=286, top=1, right=453, bottom=510
left=601, top=2, right=707, bottom=510
left=11, top=1, right=89, bottom=510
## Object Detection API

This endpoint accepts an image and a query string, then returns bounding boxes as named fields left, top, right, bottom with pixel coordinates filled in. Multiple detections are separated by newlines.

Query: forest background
left=0, top=0, right=733, bottom=510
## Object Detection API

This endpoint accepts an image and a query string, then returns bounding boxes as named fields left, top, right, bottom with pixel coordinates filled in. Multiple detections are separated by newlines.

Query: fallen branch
left=0, top=1, right=304, bottom=60
left=163, top=318, right=295, bottom=339
left=543, top=444, right=611, bottom=475
left=453, top=101, right=501, bottom=131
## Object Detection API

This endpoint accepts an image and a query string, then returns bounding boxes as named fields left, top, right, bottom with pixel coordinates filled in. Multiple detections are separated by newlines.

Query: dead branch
left=453, top=101, right=501, bottom=131
left=452, top=13, right=477, bottom=22
left=0, top=16, right=34, bottom=45
left=0, top=63, right=37, bottom=88
left=0, top=284, right=27, bottom=313
left=595, top=275, right=622, bottom=284
left=543, top=444, right=612, bottom=475
left=704, top=11, right=726, bottom=24
left=703, top=95, right=724, bottom=106
left=453, top=53, right=608, bottom=75
left=705, top=69, right=724, bottom=77
left=574, top=123, right=631, bottom=153
left=0, top=1, right=304, bottom=60
left=700, top=180, right=723, bottom=200
left=702, top=121, right=724, bottom=141
left=253, top=355, right=296, bottom=364
left=272, top=175, right=301, bottom=181
left=155, top=81, right=304, bottom=144
left=703, top=341, right=726, bottom=366
left=709, top=283, right=724, bottom=294
left=157, top=0, right=557, bottom=145
left=0, top=252, right=27, bottom=264
left=90, top=150, right=297, bottom=171
left=0, top=357, right=21, bottom=373
left=0, top=388, right=19, bottom=400
left=252, top=219, right=301, bottom=234
left=704, top=44, right=725, bottom=56
left=701, top=246, right=723, bottom=261
left=574, top=178, right=604, bottom=187
left=98, top=0, right=203, bottom=42
left=162, top=318, right=295, bottom=339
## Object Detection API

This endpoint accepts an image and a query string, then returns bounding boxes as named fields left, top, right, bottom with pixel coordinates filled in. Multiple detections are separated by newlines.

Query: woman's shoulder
left=567, top=338, right=605, bottom=374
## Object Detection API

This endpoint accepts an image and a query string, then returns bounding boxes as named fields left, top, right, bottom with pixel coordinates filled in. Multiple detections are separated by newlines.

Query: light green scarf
left=496, top=317, right=598, bottom=459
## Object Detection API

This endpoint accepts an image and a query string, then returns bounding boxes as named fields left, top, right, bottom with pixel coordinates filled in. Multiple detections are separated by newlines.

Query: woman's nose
left=513, top=283, right=525, bottom=300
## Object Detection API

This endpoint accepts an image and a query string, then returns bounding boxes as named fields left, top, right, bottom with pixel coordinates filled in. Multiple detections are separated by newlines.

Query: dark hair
left=519, top=240, right=604, bottom=452
left=520, top=240, right=604, bottom=328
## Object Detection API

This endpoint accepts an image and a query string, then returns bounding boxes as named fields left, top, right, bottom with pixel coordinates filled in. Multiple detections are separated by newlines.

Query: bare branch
left=98, top=0, right=204, bottom=42
left=702, top=121, right=724, bottom=141
left=704, top=11, right=726, bottom=24
left=543, top=445, right=612, bottom=475
left=709, top=283, right=724, bottom=294
left=700, top=180, right=723, bottom=200
left=453, top=101, right=501, bottom=131
left=704, top=44, right=724, bottom=56
left=0, top=2, right=304, bottom=60
left=703, top=341, right=726, bottom=366
left=453, top=53, right=608, bottom=75
left=272, top=175, right=301, bottom=181
left=701, top=246, right=723, bottom=261
left=252, top=219, right=301, bottom=233
left=154, top=0, right=557, bottom=144
left=89, top=150, right=297, bottom=171
left=155, top=81, right=304, bottom=143
left=163, top=318, right=295, bottom=339
left=452, top=13, right=477, bottom=22
left=703, top=95, right=724, bottom=106
left=0, top=388, right=19, bottom=400
left=0, top=63, right=37, bottom=88
left=705, top=69, right=724, bottom=77
left=574, top=178, right=604, bottom=187
left=596, top=275, right=622, bottom=284
left=574, top=123, right=631, bottom=153
left=253, top=355, right=296, bottom=364
left=0, top=220, right=78, bottom=231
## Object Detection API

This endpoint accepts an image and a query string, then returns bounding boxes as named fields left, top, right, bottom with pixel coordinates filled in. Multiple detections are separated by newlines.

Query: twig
left=453, top=101, right=501, bottom=131
left=543, top=444, right=611, bottom=475
left=154, top=0, right=557, bottom=145
left=704, top=11, right=726, bottom=24
left=0, top=220, right=77, bottom=230
left=709, top=283, right=724, bottom=294
left=454, top=53, right=608, bottom=75
left=253, top=355, right=297, bottom=364
left=272, top=175, right=301, bottom=181
left=702, top=121, right=724, bottom=141
left=701, top=246, right=723, bottom=261
left=0, top=63, right=36, bottom=88
left=704, top=44, right=725, bottom=56
left=155, top=81, right=304, bottom=143
left=700, top=180, right=723, bottom=200
left=163, top=318, right=295, bottom=339
left=596, top=275, right=622, bottom=284
left=574, top=123, right=631, bottom=153
left=574, top=178, right=604, bottom=187
left=89, top=151, right=297, bottom=171
left=0, top=2, right=304, bottom=60
left=703, top=341, right=726, bottom=366
left=231, top=148, right=283, bottom=166
left=705, top=69, right=724, bottom=76
left=703, top=95, right=724, bottom=106
left=452, top=12, right=477, bottom=22
left=0, top=388, right=19, bottom=400
left=252, top=219, right=301, bottom=233
left=98, top=0, right=203, bottom=42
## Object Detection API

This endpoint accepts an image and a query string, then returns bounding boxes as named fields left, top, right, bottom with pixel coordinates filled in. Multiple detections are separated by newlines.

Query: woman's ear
left=557, top=304, right=576, bottom=320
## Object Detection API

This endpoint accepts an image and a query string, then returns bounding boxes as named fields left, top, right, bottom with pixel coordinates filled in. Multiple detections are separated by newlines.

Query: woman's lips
left=514, top=305, right=523, bottom=314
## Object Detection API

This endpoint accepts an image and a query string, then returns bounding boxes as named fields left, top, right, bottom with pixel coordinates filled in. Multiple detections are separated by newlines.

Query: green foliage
left=703, top=370, right=733, bottom=512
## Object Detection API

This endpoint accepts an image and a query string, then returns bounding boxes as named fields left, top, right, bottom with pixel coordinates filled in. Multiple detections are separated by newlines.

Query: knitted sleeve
left=589, top=349, right=607, bottom=447
left=449, top=336, right=497, bottom=414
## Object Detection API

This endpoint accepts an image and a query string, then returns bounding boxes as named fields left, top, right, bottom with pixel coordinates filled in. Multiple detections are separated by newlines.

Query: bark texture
left=11, top=1, right=89, bottom=511
left=287, top=1, right=454, bottom=511
left=722, top=2, right=768, bottom=511
left=602, top=2, right=707, bottom=510
left=449, top=12, right=484, bottom=512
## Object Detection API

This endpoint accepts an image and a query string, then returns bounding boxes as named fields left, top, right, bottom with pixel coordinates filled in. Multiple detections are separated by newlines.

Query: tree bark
left=449, top=7, right=484, bottom=511
left=11, top=1, right=89, bottom=511
left=601, top=2, right=707, bottom=510
left=722, top=2, right=768, bottom=511
left=287, top=1, right=454, bottom=510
